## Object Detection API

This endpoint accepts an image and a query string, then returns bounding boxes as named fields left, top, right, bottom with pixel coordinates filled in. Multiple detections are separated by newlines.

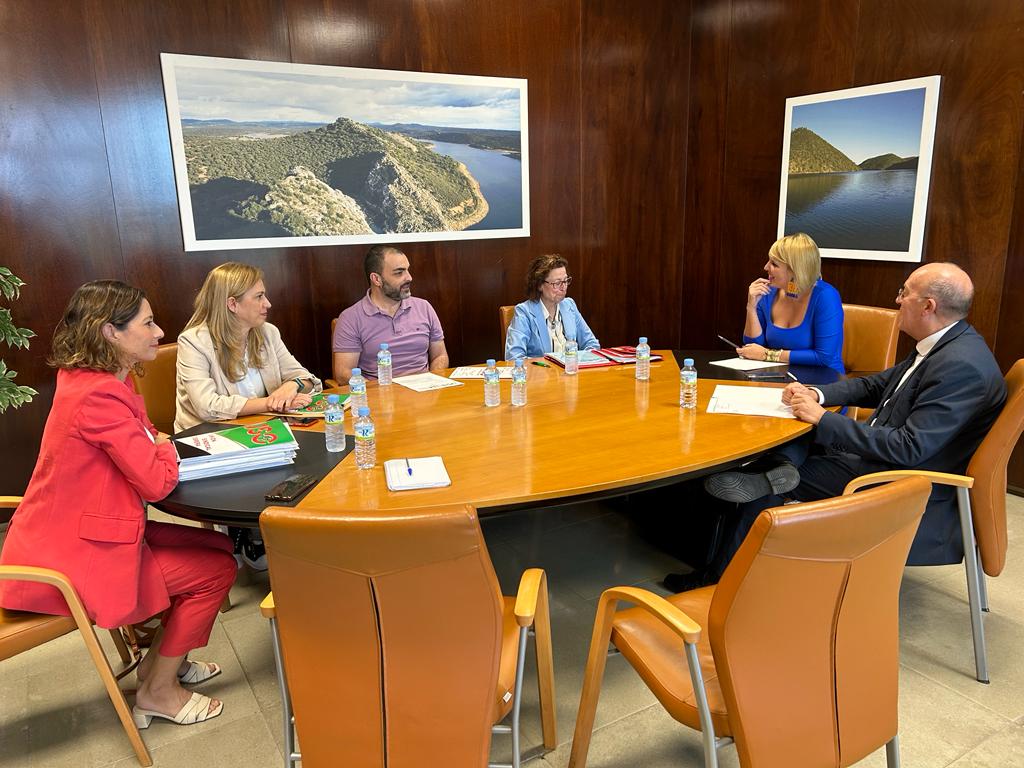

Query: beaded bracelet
left=765, top=348, right=782, bottom=363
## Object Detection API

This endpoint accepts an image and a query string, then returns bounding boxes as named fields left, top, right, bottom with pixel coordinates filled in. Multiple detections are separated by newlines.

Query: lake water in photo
left=429, top=140, right=523, bottom=230
left=784, top=169, right=916, bottom=251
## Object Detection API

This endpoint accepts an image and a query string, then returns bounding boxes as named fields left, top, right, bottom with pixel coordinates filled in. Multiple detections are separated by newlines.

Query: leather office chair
left=0, top=499, right=151, bottom=766
left=128, top=342, right=178, bottom=434
left=569, top=477, right=931, bottom=768
left=843, top=358, right=1024, bottom=684
left=258, top=503, right=557, bottom=768
left=325, top=317, right=341, bottom=389
left=499, top=305, right=515, bottom=349
left=841, top=304, right=900, bottom=422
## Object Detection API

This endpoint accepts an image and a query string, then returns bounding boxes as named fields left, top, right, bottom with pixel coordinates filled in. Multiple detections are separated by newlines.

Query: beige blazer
left=174, top=322, right=322, bottom=432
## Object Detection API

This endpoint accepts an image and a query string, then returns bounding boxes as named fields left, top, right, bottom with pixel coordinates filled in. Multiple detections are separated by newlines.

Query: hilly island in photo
left=787, top=127, right=917, bottom=175
left=182, top=117, right=516, bottom=239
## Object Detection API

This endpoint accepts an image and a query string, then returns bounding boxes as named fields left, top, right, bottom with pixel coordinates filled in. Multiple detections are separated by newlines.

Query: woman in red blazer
left=0, top=281, right=235, bottom=728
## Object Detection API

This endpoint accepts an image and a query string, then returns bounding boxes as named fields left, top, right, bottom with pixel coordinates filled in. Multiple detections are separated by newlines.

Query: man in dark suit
left=666, top=262, right=1007, bottom=592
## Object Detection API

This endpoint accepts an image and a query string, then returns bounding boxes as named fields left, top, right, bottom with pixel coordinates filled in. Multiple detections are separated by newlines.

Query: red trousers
left=145, top=521, right=236, bottom=657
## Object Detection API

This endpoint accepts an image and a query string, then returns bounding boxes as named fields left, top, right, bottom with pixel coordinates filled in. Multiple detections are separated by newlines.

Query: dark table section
left=672, top=350, right=843, bottom=387
left=156, top=423, right=351, bottom=526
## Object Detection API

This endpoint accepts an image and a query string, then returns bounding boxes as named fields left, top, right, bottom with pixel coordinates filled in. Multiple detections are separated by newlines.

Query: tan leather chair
left=128, top=342, right=178, bottom=434
left=841, top=304, right=900, bottom=422
left=325, top=317, right=341, bottom=389
left=843, top=358, right=1024, bottom=683
left=0, top=499, right=151, bottom=765
left=499, top=305, right=515, bottom=348
left=569, top=477, right=931, bottom=768
left=258, top=503, right=556, bottom=768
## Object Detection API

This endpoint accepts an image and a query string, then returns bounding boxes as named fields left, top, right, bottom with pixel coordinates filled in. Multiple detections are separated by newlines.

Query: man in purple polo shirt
left=333, top=245, right=449, bottom=381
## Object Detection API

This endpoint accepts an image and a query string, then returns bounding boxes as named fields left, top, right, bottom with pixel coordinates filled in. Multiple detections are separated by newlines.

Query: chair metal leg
left=885, top=734, right=900, bottom=768
left=957, top=488, right=989, bottom=683
left=976, top=546, right=990, bottom=612
left=268, top=617, right=299, bottom=767
left=684, top=641, right=719, bottom=768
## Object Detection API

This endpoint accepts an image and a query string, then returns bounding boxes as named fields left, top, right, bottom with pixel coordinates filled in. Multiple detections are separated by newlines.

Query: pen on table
left=717, top=334, right=742, bottom=350
left=404, top=458, right=413, bottom=476
left=786, top=370, right=799, bottom=383
left=531, top=360, right=551, bottom=368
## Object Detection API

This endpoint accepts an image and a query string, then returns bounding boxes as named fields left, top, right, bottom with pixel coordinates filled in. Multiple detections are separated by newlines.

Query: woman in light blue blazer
left=505, top=254, right=600, bottom=361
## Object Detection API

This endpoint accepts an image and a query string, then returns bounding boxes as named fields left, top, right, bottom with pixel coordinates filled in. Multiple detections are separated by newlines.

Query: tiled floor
left=2, top=494, right=1023, bottom=767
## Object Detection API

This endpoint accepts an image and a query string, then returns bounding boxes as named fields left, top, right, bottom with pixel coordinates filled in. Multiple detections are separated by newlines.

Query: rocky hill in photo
left=788, top=127, right=859, bottom=175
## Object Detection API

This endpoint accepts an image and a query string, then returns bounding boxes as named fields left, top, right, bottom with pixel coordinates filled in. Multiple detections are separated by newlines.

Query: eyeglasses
left=897, top=285, right=931, bottom=302
left=544, top=277, right=573, bottom=288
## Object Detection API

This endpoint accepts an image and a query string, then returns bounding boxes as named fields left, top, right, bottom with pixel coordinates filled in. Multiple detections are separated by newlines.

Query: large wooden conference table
left=160, top=351, right=833, bottom=525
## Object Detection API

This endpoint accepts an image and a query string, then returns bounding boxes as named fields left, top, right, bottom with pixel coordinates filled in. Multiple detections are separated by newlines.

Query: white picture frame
left=777, top=76, right=941, bottom=263
left=160, top=53, right=530, bottom=251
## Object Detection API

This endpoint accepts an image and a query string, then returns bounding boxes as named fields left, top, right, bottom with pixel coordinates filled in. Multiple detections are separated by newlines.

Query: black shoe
left=703, top=462, right=800, bottom=503
left=662, top=570, right=715, bottom=593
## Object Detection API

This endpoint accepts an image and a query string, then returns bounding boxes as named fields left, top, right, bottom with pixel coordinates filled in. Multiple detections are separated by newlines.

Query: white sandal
left=132, top=691, right=223, bottom=729
left=177, top=659, right=221, bottom=685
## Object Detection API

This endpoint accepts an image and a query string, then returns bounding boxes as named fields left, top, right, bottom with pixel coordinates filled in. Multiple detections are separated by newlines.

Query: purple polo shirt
left=333, top=291, right=444, bottom=378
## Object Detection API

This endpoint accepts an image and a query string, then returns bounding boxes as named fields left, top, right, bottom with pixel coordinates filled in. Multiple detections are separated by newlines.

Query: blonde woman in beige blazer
left=174, top=263, right=322, bottom=569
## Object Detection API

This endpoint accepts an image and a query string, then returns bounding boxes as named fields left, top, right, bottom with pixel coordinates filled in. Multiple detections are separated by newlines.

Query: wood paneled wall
left=3, top=0, right=1024, bottom=493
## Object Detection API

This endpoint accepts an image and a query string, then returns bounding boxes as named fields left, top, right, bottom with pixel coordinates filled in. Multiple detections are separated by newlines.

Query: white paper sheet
left=393, top=372, right=465, bottom=392
left=709, top=357, right=787, bottom=371
left=706, top=384, right=795, bottom=419
left=449, top=366, right=514, bottom=380
left=384, top=456, right=452, bottom=491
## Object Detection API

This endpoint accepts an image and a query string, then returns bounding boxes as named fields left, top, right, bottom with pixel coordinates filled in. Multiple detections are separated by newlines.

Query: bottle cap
left=351, top=368, right=361, bottom=376
left=639, top=336, right=648, bottom=344
left=684, top=358, right=694, bottom=366
left=358, top=406, right=370, bottom=417
left=486, top=358, right=496, bottom=366
left=380, top=343, right=389, bottom=351
left=515, top=357, right=525, bottom=366
left=326, top=394, right=340, bottom=403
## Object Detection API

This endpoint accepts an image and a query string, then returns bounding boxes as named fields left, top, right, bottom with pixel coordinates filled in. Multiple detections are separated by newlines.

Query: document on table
left=449, top=366, right=514, bottom=380
left=384, top=457, right=452, bottom=491
left=393, top=372, right=465, bottom=392
left=709, top=357, right=787, bottom=371
left=706, top=384, right=795, bottom=419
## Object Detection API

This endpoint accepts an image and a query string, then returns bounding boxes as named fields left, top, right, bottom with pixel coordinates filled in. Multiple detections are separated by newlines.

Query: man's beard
left=383, top=282, right=411, bottom=301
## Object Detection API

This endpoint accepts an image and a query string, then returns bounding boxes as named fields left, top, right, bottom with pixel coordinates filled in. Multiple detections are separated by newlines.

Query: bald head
left=911, top=262, right=973, bottom=322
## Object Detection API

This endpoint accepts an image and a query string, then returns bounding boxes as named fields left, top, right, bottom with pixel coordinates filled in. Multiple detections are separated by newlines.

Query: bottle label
left=325, top=411, right=343, bottom=424
left=355, top=425, right=374, bottom=440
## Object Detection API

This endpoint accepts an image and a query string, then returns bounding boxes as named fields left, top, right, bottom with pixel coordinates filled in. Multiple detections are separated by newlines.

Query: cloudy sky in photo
left=172, top=65, right=523, bottom=130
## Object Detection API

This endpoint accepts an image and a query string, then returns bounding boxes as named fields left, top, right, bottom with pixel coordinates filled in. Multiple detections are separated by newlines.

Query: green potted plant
left=0, top=267, right=36, bottom=412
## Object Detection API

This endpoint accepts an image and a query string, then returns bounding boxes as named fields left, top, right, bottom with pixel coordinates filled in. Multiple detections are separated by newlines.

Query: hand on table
left=737, top=343, right=767, bottom=361
left=266, top=382, right=312, bottom=412
left=789, top=388, right=826, bottom=425
left=781, top=382, right=813, bottom=405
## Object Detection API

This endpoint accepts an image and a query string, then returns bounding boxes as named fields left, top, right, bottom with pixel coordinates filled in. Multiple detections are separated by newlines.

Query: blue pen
left=404, top=458, right=413, bottom=476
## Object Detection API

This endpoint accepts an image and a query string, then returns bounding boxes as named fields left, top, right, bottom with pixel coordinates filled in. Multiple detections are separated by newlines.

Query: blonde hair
left=185, top=262, right=266, bottom=381
left=769, top=233, right=821, bottom=294
left=49, top=280, right=148, bottom=376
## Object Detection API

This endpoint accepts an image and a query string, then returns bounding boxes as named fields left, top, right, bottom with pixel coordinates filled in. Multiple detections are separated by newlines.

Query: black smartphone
left=284, top=416, right=318, bottom=427
left=265, top=473, right=319, bottom=502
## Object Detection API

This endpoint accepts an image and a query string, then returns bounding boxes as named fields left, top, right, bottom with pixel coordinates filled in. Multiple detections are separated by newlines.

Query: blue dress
left=743, top=279, right=845, bottom=374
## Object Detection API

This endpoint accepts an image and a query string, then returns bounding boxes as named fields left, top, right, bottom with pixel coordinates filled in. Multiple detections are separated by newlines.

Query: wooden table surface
left=294, top=352, right=813, bottom=514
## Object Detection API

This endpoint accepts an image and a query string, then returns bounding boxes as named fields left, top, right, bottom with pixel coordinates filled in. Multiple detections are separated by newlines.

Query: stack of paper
left=545, top=347, right=664, bottom=369
left=449, top=366, right=514, bottom=379
left=384, top=457, right=452, bottom=491
left=175, top=419, right=300, bottom=481
left=706, top=385, right=795, bottom=419
left=393, top=372, right=464, bottom=391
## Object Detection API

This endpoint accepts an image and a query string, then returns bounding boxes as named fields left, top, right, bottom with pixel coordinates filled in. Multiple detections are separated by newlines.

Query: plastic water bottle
left=324, top=394, right=346, bottom=452
left=635, top=337, right=651, bottom=381
left=564, top=339, right=579, bottom=375
left=511, top=358, right=527, bottom=406
left=354, top=406, right=376, bottom=469
left=349, top=367, right=367, bottom=417
left=377, top=343, right=392, bottom=386
left=484, top=358, right=500, bottom=407
left=680, top=358, right=698, bottom=410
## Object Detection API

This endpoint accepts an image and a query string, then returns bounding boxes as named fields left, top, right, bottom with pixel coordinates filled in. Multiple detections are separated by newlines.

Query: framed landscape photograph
left=777, top=76, right=941, bottom=263
left=160, top=54, right=529, bottom=251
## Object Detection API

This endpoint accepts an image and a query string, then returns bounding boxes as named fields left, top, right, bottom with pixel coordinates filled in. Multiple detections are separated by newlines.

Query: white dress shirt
left=542, top=302, right=567, bottom=355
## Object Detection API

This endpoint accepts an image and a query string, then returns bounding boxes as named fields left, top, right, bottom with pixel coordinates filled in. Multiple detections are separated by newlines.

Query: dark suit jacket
left=815, top=320, right=1006, bottom=565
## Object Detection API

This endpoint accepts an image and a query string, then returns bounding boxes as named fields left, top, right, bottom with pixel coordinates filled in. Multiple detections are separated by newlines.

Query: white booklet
left=384, top=457, right=452, bottom=491
left=706, top=384, right=795, bottom=419
left=449, top=366, right=514, bottom=379
left=709, top=357, right=786, bottom=371
left=393, top=372, right=465, bottom=392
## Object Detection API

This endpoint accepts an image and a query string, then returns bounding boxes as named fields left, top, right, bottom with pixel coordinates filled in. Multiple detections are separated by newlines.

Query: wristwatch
left=293, top=377, right=304, bottom=392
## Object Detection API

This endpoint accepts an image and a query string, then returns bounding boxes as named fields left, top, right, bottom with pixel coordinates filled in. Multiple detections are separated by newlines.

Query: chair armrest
left=259, top=592, right=276, bottom=619
left=600, top=586, right=702, bottom=645
left=0, top=496, right=22, bottom=510
left=843, top=469, right=971, bottom=495
left=513, top=568, right=547, bottom=627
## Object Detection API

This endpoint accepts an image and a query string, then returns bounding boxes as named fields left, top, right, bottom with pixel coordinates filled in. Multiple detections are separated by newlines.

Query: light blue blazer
left=504, top=297, right=600, bottom=361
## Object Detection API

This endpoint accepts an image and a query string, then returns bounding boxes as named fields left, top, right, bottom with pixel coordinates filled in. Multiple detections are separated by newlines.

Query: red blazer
left=0, top=368, right=179, bottom=627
